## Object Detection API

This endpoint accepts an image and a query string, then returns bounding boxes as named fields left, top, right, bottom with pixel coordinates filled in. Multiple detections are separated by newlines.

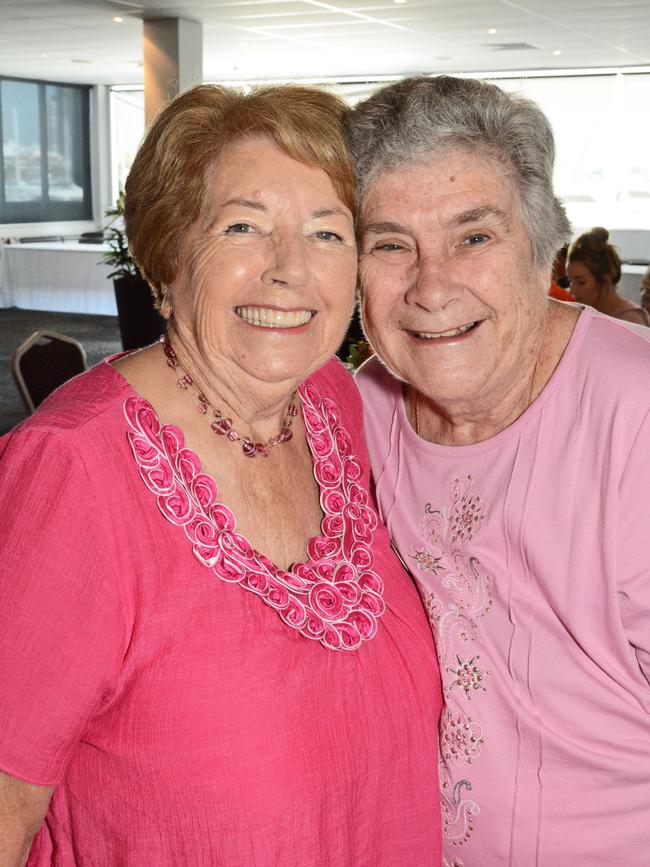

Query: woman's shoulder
left=582, top=305, right=650, bottom=351
left=576, top=307, right=650, bottom=408
left=354, top=355, right=401, bottom=410
left=616, top=305, right=650, bottom=327
left=4, top=359, right=131, bottom=457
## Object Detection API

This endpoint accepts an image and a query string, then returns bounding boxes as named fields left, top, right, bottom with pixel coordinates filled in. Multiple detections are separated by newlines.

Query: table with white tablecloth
left=0, top=242, right=117, bottom=315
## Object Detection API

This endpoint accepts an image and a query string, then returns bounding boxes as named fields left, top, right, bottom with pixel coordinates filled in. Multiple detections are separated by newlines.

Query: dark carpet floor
left=0, top=308, right=122, bottom=435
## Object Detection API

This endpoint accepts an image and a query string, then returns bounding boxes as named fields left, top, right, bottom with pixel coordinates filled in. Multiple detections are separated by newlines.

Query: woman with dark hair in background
left=567, top=226, right=650, bottom=325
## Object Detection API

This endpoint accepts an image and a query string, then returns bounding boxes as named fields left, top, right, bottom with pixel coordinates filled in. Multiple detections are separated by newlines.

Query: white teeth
left=235, top=306, right=314, bottom=329
left=413, top=321, right=477, bottom=339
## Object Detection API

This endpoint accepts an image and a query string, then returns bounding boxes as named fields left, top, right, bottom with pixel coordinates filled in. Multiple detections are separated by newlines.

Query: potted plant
left=103, top=192, right=166, bottom=351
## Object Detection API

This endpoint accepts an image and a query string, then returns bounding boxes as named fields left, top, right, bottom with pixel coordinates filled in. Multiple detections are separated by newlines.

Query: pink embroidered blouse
left=0, top=356, right=442, bottom=866
left=356, top=308, right=650, bottom=867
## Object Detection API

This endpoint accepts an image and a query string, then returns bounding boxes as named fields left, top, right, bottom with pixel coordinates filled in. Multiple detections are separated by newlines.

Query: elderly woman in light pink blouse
left=345, top=75, right=650, bottom=867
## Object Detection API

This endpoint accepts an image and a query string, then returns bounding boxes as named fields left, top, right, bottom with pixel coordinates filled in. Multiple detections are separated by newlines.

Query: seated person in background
left=0, top=83, right=442, bottom=866
left=567, top=227, right=650, bottom=325
left=641, top=263, right=650, bottom=314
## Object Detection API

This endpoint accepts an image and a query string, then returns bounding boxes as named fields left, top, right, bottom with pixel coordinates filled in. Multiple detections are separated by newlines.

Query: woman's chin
left=239, top=353, right=332, bottom=390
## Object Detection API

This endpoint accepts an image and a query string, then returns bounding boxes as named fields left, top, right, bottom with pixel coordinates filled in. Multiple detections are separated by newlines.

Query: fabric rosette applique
left=124, top=378, right=385, bottom=651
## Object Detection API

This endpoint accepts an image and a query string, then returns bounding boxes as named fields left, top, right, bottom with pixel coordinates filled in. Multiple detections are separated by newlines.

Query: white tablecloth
left=0, top=242, right=117, bottom=315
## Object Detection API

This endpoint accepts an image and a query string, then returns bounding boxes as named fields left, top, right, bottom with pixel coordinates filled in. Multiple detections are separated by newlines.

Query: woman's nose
left=261, top=234, right=310, bottom=287
left=405, top=253, right=460, bottom=311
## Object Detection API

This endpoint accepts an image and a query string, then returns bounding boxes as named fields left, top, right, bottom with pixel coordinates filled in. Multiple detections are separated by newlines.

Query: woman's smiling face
left=170, top=136, right=357, bottom=392
left=358, top=148, right=550, bottom=416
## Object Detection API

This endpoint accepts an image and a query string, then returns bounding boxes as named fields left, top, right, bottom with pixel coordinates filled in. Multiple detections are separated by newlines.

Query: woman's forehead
left=360, top=152, right=519, bottom=229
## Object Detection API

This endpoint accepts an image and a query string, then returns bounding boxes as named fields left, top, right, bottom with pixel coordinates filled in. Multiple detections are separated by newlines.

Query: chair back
left=11, top=330, right=87, bottom=413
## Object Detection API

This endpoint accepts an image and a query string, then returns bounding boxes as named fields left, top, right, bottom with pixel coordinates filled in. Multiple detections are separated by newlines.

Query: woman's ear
left=159, top=287, right=173, bottom=320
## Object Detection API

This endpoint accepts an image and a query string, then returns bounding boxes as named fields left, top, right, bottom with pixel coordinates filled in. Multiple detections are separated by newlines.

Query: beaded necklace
left=161, top=335, right=297, bottom=458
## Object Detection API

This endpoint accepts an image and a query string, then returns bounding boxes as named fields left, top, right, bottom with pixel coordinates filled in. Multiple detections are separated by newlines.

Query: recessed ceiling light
left=393, top=0, right=407, bottom=5
left=553, top=49, right=562, bottom=56
left=113, top=16, right=123, bottom=23
left=488, top=28, right=497, bottom=34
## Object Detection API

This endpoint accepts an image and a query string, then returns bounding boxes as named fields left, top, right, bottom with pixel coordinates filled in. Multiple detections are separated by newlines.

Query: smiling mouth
left=235, top=306, right=315, bottom=329
left=411, top=321, right=480, bottom=339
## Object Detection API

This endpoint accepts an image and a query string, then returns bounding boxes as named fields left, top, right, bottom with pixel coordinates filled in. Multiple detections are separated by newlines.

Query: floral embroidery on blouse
left=440, top=709, right=484, bottom=766
left=123, top=379, right=385, bottom=652
left=443, top=854, right=466, bottom=867
left=412, top=476, right=492, bottom=850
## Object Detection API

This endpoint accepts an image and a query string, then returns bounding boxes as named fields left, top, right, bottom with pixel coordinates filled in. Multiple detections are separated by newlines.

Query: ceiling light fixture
left=393, top=0, right=407, bottom=5
left=488, top=28, right=497, bottom=34
left=113, top=16, right=123, bottom=23
left=553, top=49, right=562, bottom=56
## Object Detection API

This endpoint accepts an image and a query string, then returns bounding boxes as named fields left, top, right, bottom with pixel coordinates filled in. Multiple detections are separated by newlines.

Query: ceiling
left=1, top=0, right=650, bottom=87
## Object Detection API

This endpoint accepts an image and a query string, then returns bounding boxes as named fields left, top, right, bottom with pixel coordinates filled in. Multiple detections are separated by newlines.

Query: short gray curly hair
left=344, top=75, right=571, bottom=269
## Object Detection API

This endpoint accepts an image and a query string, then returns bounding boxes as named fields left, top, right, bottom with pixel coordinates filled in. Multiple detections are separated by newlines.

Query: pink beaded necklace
left=161, top=334, right=298, bottom=458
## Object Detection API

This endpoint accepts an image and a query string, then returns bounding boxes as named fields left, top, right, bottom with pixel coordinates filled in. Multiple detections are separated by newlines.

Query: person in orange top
left=549, top=281, right=575, bottom=302
left=550, top=243, right=575, bottom=302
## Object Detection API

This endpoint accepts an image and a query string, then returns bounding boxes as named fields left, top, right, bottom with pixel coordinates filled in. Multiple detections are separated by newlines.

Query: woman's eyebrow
left=453, top=206, right=510, bottom=229
left=312, top=207, right=350, bottom=219
left=205, top=198, right=266, bottom=230
left=361, top=220, right=410, bottom=235
left=221, top=198, right=267, bottom=211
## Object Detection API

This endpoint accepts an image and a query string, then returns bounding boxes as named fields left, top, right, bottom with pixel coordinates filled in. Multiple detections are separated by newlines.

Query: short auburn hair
left=125, top=83, right=356, bottom=307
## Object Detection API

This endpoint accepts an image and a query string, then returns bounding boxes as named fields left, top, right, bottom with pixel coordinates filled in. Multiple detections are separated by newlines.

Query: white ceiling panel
left=0, top=0, right=648, bottom=85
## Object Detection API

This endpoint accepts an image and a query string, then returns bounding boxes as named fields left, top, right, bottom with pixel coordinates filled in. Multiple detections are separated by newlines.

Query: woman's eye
left=316, top=230, right=343, bottom=242
left=373, top=242, right=405, bottom=253
left=463, top=233, right=489, bottom=246
left=225, top=223, right=254, bottom=234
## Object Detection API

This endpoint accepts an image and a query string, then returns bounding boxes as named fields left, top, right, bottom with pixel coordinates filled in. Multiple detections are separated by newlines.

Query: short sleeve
left=0, top=429, right=127, bottom=785
left=617, top=409, right=650, bottom=684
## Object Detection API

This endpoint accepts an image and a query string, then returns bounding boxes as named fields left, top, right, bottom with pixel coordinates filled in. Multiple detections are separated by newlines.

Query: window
left=110, top=87, right=144, bottom=201
left=0, top=77, right=92, bottom=223
left=108, top=71, right=650, bottom=234
left=488, top=71, right=650, bottom=231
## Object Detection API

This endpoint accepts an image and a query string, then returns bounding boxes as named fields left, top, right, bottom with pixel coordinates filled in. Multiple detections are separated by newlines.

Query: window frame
left=0, top=75, right=93, bottom=224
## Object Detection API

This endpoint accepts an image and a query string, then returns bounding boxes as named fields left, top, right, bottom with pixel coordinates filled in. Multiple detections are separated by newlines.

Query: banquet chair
left=11, top=331, right=87, bottom=414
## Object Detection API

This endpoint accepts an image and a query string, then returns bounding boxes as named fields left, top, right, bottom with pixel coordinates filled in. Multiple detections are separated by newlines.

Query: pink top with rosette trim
left=0, top=355, right=442, bottom=867
left=123, top=378, right=385, bottom=651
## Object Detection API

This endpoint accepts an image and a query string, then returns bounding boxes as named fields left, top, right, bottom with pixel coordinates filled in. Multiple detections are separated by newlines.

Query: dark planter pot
left=113, top=275, right=166, bottom=351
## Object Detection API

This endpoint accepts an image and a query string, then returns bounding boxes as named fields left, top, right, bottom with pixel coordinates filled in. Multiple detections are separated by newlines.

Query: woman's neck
left=167, top=324, right=300, bottom=444
left=598, top=289, right=636, bottom=317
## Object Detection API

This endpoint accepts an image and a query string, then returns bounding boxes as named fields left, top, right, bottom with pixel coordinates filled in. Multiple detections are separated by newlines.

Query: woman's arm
left=0, top=771, right=53, bottom=867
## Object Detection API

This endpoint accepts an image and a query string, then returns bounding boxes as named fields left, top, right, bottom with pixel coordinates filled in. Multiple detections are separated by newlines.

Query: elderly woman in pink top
left=0, top=85, right=441, bottom=866
left=345, top=76, right=650, bottom=866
